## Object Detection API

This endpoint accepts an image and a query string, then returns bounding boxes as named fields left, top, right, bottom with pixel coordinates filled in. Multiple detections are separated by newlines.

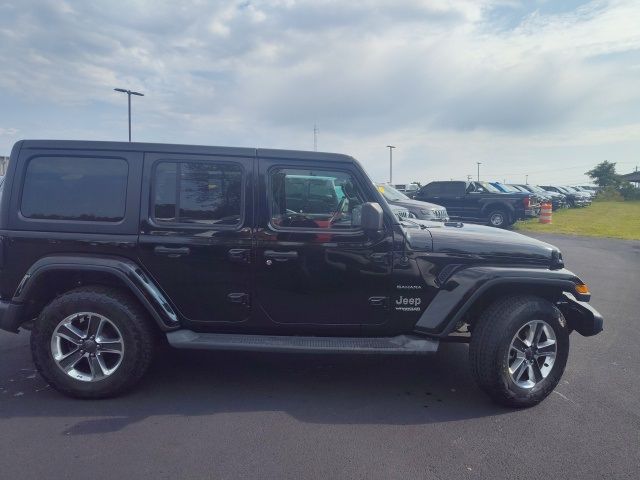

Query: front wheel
left=469, top=295, right=569, bottom=407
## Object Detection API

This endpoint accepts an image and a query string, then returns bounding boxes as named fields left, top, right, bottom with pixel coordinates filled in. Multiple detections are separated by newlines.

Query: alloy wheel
left=50, top=312, right=125, bottom=382
left=507, top=320, right=557, bottom=389
left=490, top=213, right=504, bottom=226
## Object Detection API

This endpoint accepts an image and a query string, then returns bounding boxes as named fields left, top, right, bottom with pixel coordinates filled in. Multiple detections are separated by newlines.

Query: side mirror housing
left=360, top=202, right=384, bottom=231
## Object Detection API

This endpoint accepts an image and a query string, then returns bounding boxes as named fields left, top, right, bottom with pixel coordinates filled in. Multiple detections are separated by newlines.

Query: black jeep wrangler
left=0, top=141, right=603, bottom=407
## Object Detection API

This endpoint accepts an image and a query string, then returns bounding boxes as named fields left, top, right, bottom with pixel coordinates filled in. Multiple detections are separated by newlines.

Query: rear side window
left=423, top=182, right=448, bottom=195
left=21, top=156, right=128, bottom=222
left=152, top=161, right=243, bottom=226
left=441, top=182, right=465, bottom=195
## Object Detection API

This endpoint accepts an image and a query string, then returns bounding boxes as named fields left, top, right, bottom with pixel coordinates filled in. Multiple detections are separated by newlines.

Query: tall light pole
left=476, top=162, right=482, bottom=181
left=313, top=124, right=318, bottom=151
left=525, top=174, right=529, bottom=185
left=387, top=145, right=396, bottom=184
left=114, top=88, right=144, bottom=142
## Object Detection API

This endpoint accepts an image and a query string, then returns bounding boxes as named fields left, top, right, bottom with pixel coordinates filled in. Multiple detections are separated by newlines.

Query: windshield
left=377, top=183, right=409, bottom=201
left=478, top=182, right=501, bottom=193
left=529, top=185, right=546, bottom=193
left=563, top=186, right=578, bottom=193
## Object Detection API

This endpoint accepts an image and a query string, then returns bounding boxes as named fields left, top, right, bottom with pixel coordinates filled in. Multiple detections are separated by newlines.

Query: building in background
left=0, top=156, right=8, bottom=175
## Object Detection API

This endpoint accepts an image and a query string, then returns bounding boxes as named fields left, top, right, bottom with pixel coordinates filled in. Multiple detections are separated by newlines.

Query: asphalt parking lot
left=1, top=233, right=638, bottom=479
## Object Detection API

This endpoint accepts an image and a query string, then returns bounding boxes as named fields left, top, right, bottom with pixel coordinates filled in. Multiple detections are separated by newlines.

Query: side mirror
left=360, top=202, right=384, bottom=232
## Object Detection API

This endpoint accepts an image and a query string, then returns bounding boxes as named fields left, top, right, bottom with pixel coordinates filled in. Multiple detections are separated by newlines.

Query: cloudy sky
left=1, top=0, right=639, bottom=184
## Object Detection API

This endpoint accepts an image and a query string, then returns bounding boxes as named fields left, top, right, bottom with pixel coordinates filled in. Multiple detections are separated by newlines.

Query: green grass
left=514, top=201, right=640, bottom=240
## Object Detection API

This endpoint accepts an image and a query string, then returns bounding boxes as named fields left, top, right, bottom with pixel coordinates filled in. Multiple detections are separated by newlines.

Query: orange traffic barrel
left=539, top=202, right=552, bottom=224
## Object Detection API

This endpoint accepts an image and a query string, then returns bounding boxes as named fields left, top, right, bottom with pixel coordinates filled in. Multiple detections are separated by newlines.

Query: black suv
left=0, top=141, right=603, bottom=407
left=415, top=180, right=539, bottom=228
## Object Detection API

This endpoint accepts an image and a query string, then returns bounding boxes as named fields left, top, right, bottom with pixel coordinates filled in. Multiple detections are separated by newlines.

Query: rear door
left=137, top=151, right=254, bottom=328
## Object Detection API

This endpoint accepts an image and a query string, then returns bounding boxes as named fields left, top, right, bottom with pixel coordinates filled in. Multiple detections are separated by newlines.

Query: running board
left=166, top=331, right=439, bottom=355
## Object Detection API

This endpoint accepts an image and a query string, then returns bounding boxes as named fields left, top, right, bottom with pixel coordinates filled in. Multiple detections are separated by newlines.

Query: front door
left=137, top=151, right=254, bottom=328
left=253, top=154, right=393, bottom=330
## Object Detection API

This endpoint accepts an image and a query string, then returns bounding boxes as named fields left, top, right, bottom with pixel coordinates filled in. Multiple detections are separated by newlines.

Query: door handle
left=154, top=246, right=190, bottom=257
left=264, top=250, right=298, bottom=262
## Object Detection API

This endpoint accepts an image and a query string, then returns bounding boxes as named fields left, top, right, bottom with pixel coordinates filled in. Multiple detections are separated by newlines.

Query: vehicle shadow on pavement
left=0, top=332, right=512, bottom=435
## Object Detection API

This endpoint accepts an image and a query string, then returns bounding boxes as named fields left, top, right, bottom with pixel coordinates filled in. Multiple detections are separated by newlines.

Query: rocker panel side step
left=166, top=331, right=439, bottom=355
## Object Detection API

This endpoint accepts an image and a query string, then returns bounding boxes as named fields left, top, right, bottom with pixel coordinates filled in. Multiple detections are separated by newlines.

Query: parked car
left=561, top=186, right=592, bottom=204
left=540, top=185, right=590, bottom=207
left=377, top=183, right=449, bottom=221
left=389, top=203, right=415, bottom=220
left=415, top=180, right=538, bottom=228
left=574, top=185, right=599, bottom=195
left=571, top=185, right=596, bottom=198
left=394, top=183, right=420, bottom=198
left=515, top=184, right=566, bottom=210
left=491, top=182, right=549, bottom=212
left=0, top=140, right=603, bottom=407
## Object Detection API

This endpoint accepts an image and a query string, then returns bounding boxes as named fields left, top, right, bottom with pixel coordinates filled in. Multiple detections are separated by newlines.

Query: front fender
left=12, top=254, right=179, bottom=331
left=414, top=266, right=589, bottom=336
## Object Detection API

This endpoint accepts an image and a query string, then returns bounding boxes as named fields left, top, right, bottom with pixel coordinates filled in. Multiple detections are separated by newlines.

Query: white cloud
left=0, top=0, right=638, bottom=183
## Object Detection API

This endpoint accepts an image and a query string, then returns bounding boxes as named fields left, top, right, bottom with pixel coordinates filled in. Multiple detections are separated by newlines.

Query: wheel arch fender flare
left=12, top=255, right=180, bottom=331
left=481, top=202, right=515, bottom=217
left=414, top=266, right=589, bottom=337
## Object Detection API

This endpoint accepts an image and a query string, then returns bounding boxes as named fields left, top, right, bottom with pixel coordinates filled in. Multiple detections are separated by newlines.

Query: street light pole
left=387, top=145, right=396, bottom=184
left=525, top=174, right=529, bottom=185
left=476, top=162, right=482, bottom=181
left=114, top=88, right=144, bottom=142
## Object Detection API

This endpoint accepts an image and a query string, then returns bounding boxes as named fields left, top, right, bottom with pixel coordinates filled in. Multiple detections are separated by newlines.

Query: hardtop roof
left=15, top=140, right=355, bottom=163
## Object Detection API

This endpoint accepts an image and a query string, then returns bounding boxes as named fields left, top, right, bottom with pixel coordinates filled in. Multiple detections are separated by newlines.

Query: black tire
left=469, top=294, right=569, bottom=408
left=31, top=286, right=156, bottom=399
left=486, top=207, right=510, bottom=228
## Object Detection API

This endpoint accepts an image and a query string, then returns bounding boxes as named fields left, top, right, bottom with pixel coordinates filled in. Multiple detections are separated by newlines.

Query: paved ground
left=1, top=234, right=639, bottom=479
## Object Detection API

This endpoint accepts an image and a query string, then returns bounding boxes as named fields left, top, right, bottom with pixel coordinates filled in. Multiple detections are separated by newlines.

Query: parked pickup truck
left=415, top=180, right=539, bottom=228
left=0, top=140, right=602, bottom=407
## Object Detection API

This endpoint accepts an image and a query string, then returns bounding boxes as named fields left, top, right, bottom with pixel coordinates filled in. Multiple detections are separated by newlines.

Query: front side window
left=21, top=156, right=128, bottom=222
left=152, top=161, right=242, bottom=226
left=269, top=168, right=365, bottom=229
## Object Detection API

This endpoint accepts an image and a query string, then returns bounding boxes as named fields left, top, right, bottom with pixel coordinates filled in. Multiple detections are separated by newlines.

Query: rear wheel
left=31, top=286, right=156, bottom=399
left=469, top=295, right=569, bottom=407
left=487, top=208, right=510, bottom=228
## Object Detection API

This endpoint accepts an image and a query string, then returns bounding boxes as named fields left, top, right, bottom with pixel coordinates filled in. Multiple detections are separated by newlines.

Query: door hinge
left=227, top=293, right=250, bottom=306
left=370, top=252, right=390, bottom=264
left=228, top=248, right=251, bottom=264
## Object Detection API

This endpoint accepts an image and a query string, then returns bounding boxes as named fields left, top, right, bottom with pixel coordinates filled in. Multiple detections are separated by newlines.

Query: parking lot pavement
left=1, top=234, right=639, bottom=480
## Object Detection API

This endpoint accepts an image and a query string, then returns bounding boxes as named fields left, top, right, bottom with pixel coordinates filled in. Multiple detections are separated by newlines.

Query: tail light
left=523, top=196, right=531, bottom=208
